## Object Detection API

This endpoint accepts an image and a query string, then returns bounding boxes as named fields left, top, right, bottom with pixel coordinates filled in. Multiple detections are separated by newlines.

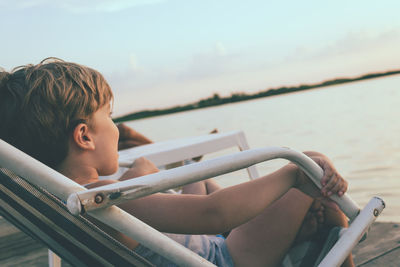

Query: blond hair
left=0, top=58, right=113, bottom=168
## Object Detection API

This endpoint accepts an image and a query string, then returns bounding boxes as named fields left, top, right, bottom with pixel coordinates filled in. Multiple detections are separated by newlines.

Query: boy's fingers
left=337, top=180, right=348, bottom=196
left=321, top=176, right=328, bottom=186
left=321, top=170, right=331, bottom=186
left=329, top=182, right=343, bottom=195
left=324, top=175, right=348, bottom=197
left=343, top=180, right=348, bottom=191
left=320, top=164, right=333, bottom=186
left=334, top=175, right=347, bottom=193
left=321, top=174, right=338, bottom=195
left=314, top=157, right=348, bottom=197
left=323, top=164, right=333, bottom=178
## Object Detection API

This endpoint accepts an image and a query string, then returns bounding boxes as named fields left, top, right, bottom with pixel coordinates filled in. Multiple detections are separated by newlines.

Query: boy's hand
left=312, top=156, right=348, bottom=197
left=295, top=156, right=348, bottom=198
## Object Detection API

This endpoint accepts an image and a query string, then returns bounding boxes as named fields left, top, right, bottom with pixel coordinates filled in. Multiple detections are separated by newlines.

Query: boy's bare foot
left=324, top=200, right=348, bottom=228
left=294, top=195, right=345, bottom=244
left=294, top=199, right=324, bottom=244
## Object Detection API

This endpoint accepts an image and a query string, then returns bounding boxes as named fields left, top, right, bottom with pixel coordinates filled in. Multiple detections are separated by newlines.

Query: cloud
left=286, top=28, right=400, bottom=63
left=175, top=41, right=242, bottom=82
left=0, top=0, right=167, bottom=13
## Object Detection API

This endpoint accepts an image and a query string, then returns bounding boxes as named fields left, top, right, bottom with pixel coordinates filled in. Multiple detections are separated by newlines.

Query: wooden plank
left=0, top=216, right=20, bottom=238
left=358, top=246, right=400, bottom=267
left=1, top=247, right=48, bottom=267
left=352, top=222, right=400, bottom=266
left=0, top=217, right=44, bottom=260
left=0, top=231, right=44, bottom=260
left=2, top=215, right=399, bottom=266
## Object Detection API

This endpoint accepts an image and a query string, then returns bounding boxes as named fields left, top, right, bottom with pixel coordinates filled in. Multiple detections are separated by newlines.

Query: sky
left=1, top=0, right=400, bottom=116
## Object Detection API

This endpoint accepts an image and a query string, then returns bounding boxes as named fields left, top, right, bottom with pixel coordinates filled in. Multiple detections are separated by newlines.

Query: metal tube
left=0, top=139, right=215, bottom=266
left=318, top=197, right=385, bottom=267
left=89, top=207, right=216, bottom=267
left=1, top=139, right=371, bottom=267
left=70, top=147, right=360, bottom=220
left=0, top=140, right=85, bottom=200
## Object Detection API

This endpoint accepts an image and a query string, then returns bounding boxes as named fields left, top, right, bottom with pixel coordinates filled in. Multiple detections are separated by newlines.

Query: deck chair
left=0, top=167, right=153, bottom=266
left=0, top=131, right=385, bottom=267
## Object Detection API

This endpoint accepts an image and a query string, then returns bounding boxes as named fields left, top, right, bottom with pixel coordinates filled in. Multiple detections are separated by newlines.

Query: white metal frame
left=116, top=130, right=259, bottom=179
left=0, top=139, right=215, bottom=266
left=70, top=147, right=360, bottom=219
left=0, top=137, right=385, bottom=267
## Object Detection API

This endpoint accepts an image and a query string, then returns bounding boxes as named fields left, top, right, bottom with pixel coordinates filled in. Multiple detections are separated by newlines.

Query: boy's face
left=89, top=103, right=120, bottom=176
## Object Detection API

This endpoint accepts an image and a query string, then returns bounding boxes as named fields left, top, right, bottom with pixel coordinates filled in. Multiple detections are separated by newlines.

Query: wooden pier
left=0, top=216, right=399, bottom=266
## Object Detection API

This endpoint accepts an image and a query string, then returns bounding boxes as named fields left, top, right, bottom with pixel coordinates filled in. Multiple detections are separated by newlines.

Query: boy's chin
left=98, top=165, right=119, bottom=176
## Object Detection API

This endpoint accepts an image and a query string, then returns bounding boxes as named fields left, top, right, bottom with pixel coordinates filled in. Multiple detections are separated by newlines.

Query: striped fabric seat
left=0, top=168, right=153, bottom=267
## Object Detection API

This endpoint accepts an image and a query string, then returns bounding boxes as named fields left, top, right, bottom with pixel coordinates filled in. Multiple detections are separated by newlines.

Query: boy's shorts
left=133, top=233, right=234, bottom=267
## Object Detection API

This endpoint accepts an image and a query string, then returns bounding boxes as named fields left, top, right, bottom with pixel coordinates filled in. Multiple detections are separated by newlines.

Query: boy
left=0, top=58, right=353, bottom=266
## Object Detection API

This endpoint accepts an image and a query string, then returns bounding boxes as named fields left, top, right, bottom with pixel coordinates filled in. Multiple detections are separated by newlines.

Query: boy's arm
left=117, top=123, right=153, bottom=150
left=117, top=153, right=346, bottom=235
left=118, top=164, right=299, bottom=234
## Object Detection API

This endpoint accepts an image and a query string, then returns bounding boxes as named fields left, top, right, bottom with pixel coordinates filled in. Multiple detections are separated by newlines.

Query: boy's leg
left=225, top=188, right=314, bottom=267
left=182, top=179, right=222, bottom=195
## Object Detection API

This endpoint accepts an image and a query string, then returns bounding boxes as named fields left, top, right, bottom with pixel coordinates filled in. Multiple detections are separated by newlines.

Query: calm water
left=126, top=75, right=400, bottom=222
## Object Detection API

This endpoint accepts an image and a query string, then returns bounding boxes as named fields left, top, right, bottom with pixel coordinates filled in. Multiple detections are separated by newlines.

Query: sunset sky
left=1, top=0, right=399, bottom=116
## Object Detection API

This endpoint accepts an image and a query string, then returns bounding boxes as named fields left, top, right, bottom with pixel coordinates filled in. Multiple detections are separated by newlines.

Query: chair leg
left=236, top=131, right=260, bottom=179
left=48, top=250, right=61, bottom=267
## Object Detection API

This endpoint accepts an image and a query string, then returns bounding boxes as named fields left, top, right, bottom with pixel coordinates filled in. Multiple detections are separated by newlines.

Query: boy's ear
left=72, top=123, right=95, bottom=150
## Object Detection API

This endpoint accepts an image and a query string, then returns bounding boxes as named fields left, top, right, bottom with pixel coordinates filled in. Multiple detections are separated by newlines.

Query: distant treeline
left=113, top=69, right=400, bottom=123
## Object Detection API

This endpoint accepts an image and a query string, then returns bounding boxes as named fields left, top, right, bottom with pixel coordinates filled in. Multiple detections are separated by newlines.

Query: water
left=126, top=75, right=400, bottom=222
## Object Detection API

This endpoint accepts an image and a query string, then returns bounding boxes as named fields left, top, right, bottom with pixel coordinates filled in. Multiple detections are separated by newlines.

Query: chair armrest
left=69, top=146, right=360, bottom=220
left=118, top=130, right=248, bottom=167
left=110, top=130, right=259, bottom=180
